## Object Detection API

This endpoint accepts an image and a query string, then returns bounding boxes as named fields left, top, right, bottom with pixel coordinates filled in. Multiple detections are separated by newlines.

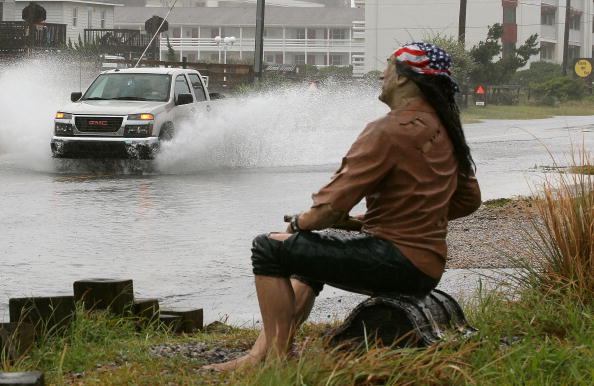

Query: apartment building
left=114, top=6, right=366, bottom=74
left=365, top=0, right=594, bottom=73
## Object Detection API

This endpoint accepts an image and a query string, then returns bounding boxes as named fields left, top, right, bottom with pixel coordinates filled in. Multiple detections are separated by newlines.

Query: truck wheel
left=159, top=123, right=175, bottom=141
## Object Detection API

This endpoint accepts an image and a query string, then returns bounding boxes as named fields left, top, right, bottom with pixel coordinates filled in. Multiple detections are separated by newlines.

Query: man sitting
left=205, top=43, right=481, bottom=371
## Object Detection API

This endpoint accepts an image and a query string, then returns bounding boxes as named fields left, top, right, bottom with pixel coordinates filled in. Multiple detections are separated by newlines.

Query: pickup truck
left=51, top=67, right=216, bottom=159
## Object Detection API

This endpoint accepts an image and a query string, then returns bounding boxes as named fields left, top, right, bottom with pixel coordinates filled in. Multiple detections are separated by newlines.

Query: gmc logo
left=88, top=120, right=109, bottom=126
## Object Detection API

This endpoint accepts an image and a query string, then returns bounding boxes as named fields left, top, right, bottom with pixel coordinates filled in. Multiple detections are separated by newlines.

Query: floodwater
left=1, top=59, right=594, bottom=324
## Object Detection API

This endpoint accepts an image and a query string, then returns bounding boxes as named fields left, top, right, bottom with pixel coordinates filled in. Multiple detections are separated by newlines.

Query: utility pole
left=562, top=0, right=571, bottom=75
left=254, top=0, right=265, bottom=82
left=458, top=0, right=467, bottom=45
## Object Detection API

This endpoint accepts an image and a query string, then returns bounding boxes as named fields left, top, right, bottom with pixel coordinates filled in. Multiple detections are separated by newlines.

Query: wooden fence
left=101, top=58, right=254, bottom=91
left=0, top=21, right=66, bottom=53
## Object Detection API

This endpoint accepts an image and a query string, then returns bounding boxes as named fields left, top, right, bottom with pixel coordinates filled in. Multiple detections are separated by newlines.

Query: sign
left=475, top=86, right=485, bottom=94
left=575, top=59, right=593, bottom=78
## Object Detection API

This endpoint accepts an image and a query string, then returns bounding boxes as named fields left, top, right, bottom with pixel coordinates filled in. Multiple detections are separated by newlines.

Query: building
left=1, top=0, right=121, bottom=43
left=114, top=6, right=365, bottom=74
left=365, top=0, right=594, bottom=73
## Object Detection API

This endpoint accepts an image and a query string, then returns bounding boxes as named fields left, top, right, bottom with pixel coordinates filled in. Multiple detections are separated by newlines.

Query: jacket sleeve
left=310, top=123, right=396, bottom=216
left=448, top=171, right=482, bottom=220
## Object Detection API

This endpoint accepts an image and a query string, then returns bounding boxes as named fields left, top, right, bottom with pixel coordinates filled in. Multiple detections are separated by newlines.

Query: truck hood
left=59, top=100, right=169, bottom=116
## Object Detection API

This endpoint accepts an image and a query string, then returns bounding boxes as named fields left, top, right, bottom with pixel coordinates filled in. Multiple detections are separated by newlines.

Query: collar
left=390, top=97, right=436, bottom=115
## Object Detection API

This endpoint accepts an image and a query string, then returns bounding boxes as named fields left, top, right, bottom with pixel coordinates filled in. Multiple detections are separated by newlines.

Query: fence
left=101, top=58, right=254, bottom=91
left=84, top=29, right=155, bottom=59
left=0, top=21, right=66, bottom=53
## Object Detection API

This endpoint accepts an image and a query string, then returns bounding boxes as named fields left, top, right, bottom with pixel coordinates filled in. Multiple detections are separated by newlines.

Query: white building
left=115, top=6, right=366, bottom=73
left=365, top=0, right=594, bottom=73
left=1, top=0, right=120, bottom=43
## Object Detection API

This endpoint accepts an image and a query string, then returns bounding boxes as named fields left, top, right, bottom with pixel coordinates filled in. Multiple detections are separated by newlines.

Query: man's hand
left=333, top=216, right=363, bottom=231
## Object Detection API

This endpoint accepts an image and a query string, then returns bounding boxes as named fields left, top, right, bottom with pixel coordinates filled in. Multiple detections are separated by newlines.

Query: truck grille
left=75, top=117, right=123, bottom=133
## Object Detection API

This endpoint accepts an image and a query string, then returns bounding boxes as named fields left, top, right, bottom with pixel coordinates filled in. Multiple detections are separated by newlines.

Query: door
left=172, top=74, right=195, bottom=126
left=187, top=73, right=210, bottom=115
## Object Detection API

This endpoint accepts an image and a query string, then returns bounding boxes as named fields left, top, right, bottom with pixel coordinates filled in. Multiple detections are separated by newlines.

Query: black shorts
left=251, top=231, right=439, bottom=297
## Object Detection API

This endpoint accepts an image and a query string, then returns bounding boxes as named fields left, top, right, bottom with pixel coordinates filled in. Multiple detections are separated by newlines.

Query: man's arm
left=448, top=171, right=481, bottom=220
left=286, top=204, right=363, bottom=233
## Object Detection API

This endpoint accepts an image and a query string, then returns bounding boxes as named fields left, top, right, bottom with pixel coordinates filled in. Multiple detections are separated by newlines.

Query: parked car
left=51, top=67, right=216, bottom=159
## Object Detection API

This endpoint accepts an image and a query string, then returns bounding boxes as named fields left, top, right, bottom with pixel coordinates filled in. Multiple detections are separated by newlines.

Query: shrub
left=514, top=148, right=594, bottom=303
left=512, top=61, right=563, bottom=86
left=532, top=76, right=585, bottom=105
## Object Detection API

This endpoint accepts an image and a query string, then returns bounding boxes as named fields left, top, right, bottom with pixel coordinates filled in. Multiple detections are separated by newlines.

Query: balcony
left=161, top=37, right=364, bottom=52
left=0, top=21, right=66, bottom=53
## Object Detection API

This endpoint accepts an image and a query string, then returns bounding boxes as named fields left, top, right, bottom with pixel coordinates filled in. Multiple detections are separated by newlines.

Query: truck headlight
left=55, top=112, right=73, bottom=119
left=54, top=122, right=74, bottom=136
left=127, top=113, right=154, bottom=120
left=124, top=124, right=153, bottom=138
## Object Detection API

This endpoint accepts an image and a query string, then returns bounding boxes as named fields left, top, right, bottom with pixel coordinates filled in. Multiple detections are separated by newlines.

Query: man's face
left=378, top=58, right=398, bottom=104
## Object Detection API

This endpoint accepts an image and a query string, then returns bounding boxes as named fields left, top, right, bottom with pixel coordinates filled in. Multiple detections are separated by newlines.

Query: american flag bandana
left=394, top=42, right=459, bottom=92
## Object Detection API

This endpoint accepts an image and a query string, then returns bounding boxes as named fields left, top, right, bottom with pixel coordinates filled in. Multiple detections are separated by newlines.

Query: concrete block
left=158, top=314, right=183, bottom=333
left=160, top=308, right=203, bottom=333
left=133, top=298, right=160, bottom=322
left=73, top=279, right=134, bottom=315
left=0, top=371, right=44, bottom=385
left=9, top=296, right=75, bottom=334
left=0, top=323, right=35, bottom=360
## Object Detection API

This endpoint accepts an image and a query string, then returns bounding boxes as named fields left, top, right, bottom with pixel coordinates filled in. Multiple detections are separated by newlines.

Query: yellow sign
left=575, top=59, right=593, bottom=78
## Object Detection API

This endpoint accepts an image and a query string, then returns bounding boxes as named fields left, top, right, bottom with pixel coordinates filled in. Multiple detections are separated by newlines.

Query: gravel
left=149, top=341, right=247, bottom=365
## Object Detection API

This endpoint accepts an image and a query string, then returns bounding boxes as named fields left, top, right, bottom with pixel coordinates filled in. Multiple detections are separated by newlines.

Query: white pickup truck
left=51, top=67, right=218, bottom=159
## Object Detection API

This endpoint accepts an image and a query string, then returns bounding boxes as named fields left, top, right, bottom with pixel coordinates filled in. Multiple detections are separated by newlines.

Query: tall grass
left=515, top=148, right=594, bottom=302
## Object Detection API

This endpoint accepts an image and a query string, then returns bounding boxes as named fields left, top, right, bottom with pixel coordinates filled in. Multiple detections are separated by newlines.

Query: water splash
left=0, top=58, right=387, bottom=174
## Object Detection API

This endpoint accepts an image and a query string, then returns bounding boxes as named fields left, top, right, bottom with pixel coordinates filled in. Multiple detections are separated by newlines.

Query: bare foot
left=201, top=353, right=261, bottom=372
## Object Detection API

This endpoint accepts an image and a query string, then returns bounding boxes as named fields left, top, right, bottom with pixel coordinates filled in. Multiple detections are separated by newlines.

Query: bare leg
left=202, top=233, right=316, bottom=371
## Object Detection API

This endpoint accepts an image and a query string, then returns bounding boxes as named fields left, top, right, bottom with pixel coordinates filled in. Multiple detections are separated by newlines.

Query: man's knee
left=251, top=233, right=287, bottom=277
left=268, top=232, right=292, bottom=242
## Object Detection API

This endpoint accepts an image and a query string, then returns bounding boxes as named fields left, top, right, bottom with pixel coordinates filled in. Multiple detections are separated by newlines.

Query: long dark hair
left=395, top=61, right=475, bottom=176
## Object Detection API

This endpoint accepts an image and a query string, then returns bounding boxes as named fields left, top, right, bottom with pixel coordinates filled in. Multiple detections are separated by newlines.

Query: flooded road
left=1, top=59, right=594, bottom=324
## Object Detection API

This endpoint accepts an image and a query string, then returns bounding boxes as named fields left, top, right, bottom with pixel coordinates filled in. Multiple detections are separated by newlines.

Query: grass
left=461, top=99, right=594, bottom=124
left=3, top=153, right=594, bottom=385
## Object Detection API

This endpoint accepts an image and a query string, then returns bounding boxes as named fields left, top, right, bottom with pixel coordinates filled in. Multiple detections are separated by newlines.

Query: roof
left=15, top=0, right=124, bottom=6
left=103, top=67, right=198, bottom=75
left=115, top=6, right=364, bottom=27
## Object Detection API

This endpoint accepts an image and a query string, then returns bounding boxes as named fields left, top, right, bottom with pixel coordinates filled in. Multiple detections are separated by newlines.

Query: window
left=188, top=74, right=207, bottom=102
left=330, top=29, right=347, bottom=40
left=191, top=28, right=199, bottom=38
left=503, top=6, right=516, bottom=24
left=100, top=10, right=106, bottom=29
left=184, top=28, right=191, bottom=38
left=265, top=54, right=275, bottom=63
left=82, top=74, right=171, bottom=102
left=72, top=7, right=78, bottom=27
left=295, top=28, right=305, bottom=40
left=87, top=9, right=93, bottom=29
left=330, top=54, right=344, bottom=66
left=173, top=27, right=181, bottom=38
left=540, top=42, right=555, bottom=61
left=294, top=54, right=305, bottom=65
left=541, top=7, right=556, bottom=26
left=174, top=75, right=192, bottom=102
left=568, top=45, right=581, bottom=61
left=569, top=13, right=581, bottom=30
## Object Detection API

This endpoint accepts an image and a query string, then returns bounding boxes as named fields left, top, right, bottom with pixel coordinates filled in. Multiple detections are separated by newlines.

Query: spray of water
left=0, top=58, right=387, bottom=174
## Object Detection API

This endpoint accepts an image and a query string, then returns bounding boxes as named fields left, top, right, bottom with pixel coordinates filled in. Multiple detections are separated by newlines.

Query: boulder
left=0, top=371, right=44, bottom=385
left=9, top=296, right=75, bottom=335
left=73, top=279, right=133, bottom=315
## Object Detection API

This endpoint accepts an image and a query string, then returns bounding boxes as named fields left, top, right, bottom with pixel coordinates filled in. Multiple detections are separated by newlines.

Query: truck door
left=173, top=74, right=195, bottom=125
left=188, top=73, right=210, bottom=115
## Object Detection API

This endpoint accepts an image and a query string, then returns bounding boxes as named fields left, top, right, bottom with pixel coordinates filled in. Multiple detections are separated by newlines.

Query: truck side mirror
left=209, top=92, right=225, bottom=100
left=71, top=92, right=83, bottom=102
left=176, top=93, right=194, bottom=106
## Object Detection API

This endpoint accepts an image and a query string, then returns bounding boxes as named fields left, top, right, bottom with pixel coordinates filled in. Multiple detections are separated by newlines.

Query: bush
left=512, top=61, right=563, bottom=87
left=532, top=76, right=585, bottom=105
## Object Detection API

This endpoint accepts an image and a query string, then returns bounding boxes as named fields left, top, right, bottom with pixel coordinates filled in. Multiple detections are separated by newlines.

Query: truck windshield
left=83, top=73, right=171, bottom=102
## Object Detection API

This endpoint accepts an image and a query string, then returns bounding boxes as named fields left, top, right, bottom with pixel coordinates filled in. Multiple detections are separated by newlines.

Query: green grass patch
left=461, top=100, right=594, bottom=124
left=2, top=288, right=592, bottom=385
left=482, top=198, right=513, bottom=208
left=569, top=165, right=594, bottom=175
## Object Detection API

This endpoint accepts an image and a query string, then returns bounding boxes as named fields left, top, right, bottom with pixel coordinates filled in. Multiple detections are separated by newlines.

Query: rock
left=9, top=296, right=75, bottom=335
left=0, top=323, right=35, bottom=360
left=0, top=371, right=44, bottom=385
left=160, top=308, right=203, bottom=333
left=73, top=279, right=133, bottom=315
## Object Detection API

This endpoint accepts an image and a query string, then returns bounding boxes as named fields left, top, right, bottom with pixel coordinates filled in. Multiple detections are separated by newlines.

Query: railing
left=540, top=24, right=557, bottom=41
left=161, top=37, right=364, bottom=50
left=0, top=21, right=66, bottom=52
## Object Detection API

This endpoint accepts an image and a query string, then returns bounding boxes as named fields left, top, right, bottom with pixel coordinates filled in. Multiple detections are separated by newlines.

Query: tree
left=425, top=34, right=477, bottom=87
left=469, top=23, right=540, bottom=86
left=166, top=36, right=176, bottom=62
left=511, top=61, right=563, bottom=86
